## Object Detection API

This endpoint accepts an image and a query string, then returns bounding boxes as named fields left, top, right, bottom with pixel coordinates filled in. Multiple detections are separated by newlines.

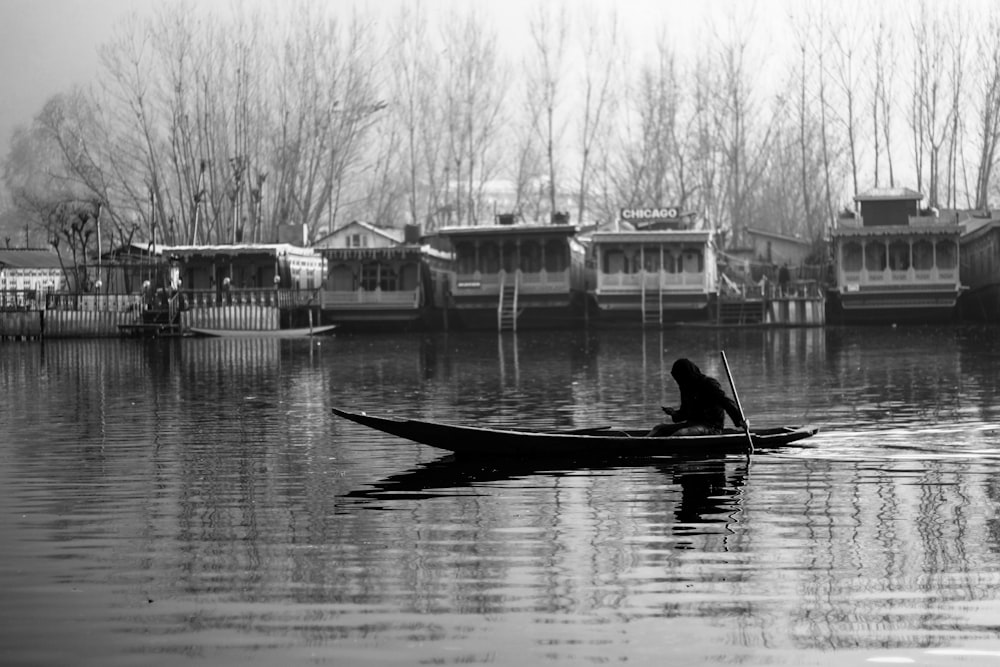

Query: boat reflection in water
left=344, top=453, right=749, bottom=549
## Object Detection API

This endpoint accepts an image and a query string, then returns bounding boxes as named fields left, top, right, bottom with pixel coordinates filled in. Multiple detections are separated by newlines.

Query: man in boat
left=647, top=358, right=745, bottom=437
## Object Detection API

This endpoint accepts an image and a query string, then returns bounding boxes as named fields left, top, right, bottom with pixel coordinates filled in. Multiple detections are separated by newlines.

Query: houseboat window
left=912, top=240, right=933, bottom=270
left=643, top=250, right=661, bottom=272
left=544, top=240, right=567, bottom=272
left=378, top=266, right=398, bottom=291
left=456, top=242, right=476, bottom=274
left=663, top=250, right=679, bottom=274
left=400, top=263, right=419, bottom=290
left=481, top=243, right=500, bottom=272
left=681, top=249, right=703, bottom=273
left=864, top=241, right=887, bottom=271
left=888, top=241, right=910, bottom=271
left=936, top=240, right=957, bottom=269
left=502, top=242, right=518, bottom=272
left=842, top=242, right=863, bottom=271
left=521, top=242, right=542, bottom=272
left=329, top=264, right=353, bottom=290
left=360, top=262, right=381, bottom=290
left=603, top=249, right=626, bottom=273
left=630, top=250, right=643, bottom=273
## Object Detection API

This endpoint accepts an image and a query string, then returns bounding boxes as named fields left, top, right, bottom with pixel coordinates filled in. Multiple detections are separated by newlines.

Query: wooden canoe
left=332, top=408, right=818, bottom=459
left=189, top=324, right=337, bottom=338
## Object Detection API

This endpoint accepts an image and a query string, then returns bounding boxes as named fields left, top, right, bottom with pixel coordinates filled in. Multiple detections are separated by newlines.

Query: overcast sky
left=0, top=0, right=160, bottom=150
left=0, top=0, right=751, bottom=158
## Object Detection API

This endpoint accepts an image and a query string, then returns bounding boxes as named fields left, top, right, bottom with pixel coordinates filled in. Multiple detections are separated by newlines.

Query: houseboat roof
left=960, top=212, right=1000, bottom=239
left=314, top=220, right=406, bottom=246
left=162, top=243, right=319, bottom=257
left=590, top=229, right=712, bottom=243
left=319, top=244, right=453, bottom=262
left=746, top=227, right=812, bottom=247
left=437, top=223, right=578, bottom=238
left=103, top=241, right=161, bottom=259
left=0, top=249, right=64, bottom=269
left=832, top=222, right=960, bottom=238
left=855, top=187, right=923, bottom=202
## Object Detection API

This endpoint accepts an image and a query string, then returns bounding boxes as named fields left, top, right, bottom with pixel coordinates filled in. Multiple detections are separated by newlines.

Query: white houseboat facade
left=437, top=218, right=588, bottom=331
left=313, top=221, right=452, bottom=330
left=829, top=188, right=962, bottom=324
left=589, top=208, right=718, bottom=326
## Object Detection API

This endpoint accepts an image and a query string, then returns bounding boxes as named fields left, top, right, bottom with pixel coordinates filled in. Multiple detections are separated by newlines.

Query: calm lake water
left=2, top=326, right=1000, bottom=667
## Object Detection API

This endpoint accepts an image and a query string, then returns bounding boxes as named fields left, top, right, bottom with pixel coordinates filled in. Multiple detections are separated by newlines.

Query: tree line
left=3, top=0, right=1000, bottom=262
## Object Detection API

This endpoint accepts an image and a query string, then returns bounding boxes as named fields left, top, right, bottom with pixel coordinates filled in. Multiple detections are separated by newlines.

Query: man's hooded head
left=671, top=358, right=703, bottom=384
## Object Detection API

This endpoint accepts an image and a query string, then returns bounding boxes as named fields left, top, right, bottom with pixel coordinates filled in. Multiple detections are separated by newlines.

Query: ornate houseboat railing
left=319, top=287, right=421, bottom=307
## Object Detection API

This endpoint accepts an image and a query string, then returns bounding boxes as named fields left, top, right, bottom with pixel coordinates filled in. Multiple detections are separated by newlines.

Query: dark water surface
left=2, top=327, right=1000, bottom=666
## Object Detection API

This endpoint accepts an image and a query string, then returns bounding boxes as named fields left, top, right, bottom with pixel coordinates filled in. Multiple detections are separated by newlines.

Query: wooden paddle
left=720, top=351, right=754, bottom=454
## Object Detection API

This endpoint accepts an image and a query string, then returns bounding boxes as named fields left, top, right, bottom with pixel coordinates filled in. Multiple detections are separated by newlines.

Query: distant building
left=0, top=249, right=65, bottom=292
left=745, top=228, right=814, bottom=267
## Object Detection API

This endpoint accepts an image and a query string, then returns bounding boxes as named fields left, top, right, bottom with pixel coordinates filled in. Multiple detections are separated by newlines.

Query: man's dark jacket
left=669, top=358, right=743, bottom=430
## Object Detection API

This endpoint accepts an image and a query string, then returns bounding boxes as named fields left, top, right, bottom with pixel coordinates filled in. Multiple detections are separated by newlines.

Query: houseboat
left=436, top=215, right=588, bottom=331
left=828, top=188, right=962, bottom=324
left=589, top=207, right=718, bottom=326
left=958, top=210, right=1000, bottom=322
left=313, top=221, right=452, bottom=331
left=165, top=242, right=325, bottom=292
left=166, top=243, right=325, bottom=330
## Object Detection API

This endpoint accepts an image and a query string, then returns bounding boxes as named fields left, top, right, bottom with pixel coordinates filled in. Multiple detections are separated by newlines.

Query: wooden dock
left=0, top=289, right=320, bottom=340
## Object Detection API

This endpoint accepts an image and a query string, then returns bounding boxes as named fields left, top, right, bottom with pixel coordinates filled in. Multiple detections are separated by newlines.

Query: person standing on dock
left=777, top=263, right=790, bottom=296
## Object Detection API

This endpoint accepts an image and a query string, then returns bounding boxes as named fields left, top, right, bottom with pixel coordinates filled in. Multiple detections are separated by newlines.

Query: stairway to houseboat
left=498, top=273, right=518, bottom=332
left=641, top=281, right=662, bottom=327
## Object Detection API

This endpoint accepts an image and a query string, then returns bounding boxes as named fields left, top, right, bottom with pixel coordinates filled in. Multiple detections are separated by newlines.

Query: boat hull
left=332, top=408, right=818, bottom=459
left=190, top=325, right=338, bottom=338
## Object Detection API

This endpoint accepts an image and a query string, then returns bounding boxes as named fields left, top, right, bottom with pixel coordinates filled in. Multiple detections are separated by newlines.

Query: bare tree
left=945, top=11, right=968, bottom=209
left=909, top=0, right=964, bottom=208
left=709, top=8, right=782, bottom=246
left=388, top=3, right=435, bottom=228
left=437, top=8, right=506, bottom=227
left=510, top=113, right=544, bottom=223
left=611, top=32, right=686, bottom=209
left=872, top=13, right=897, bottom=188
left=527, top=3, right=569, bottom=221
left=829, top=10, right=865, bottom=198
left=574, top=5, right=620, bottom=226
left=972, top=8, right=1000, bottom=209
left=795, top=37, right=813, bottom=233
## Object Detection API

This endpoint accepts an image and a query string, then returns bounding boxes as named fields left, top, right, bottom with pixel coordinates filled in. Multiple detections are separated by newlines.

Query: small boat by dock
left=332, top=408, right=817, bottom=459
left=190, top=324, right=338, bottom=338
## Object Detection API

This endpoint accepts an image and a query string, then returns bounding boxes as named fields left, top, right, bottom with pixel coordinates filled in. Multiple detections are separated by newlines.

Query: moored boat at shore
left=438, top=216, right=589, bottom=331
left=588, top=207, right=718, bottom=327
left=189, top=324, right=337, bottom=337
left=828, top=188, right=963, bottom=324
